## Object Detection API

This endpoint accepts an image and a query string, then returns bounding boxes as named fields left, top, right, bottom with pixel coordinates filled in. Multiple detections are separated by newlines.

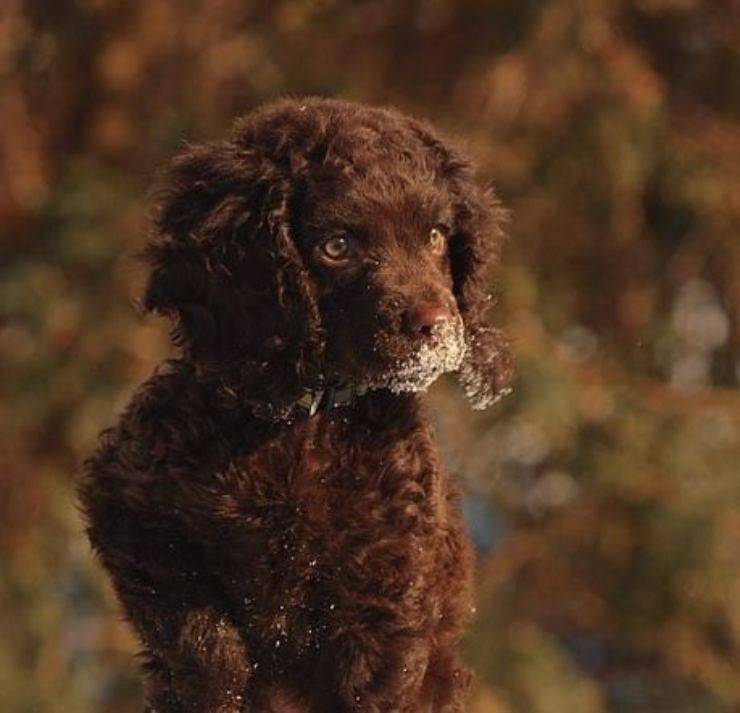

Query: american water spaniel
left=78, top=97, right=513, bottom=713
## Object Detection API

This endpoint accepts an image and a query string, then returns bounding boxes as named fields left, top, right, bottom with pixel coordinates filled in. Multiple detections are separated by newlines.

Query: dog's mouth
left=366, top=316, right=467, bottom=394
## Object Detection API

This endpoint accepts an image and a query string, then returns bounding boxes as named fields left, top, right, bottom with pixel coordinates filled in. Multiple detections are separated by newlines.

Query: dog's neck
left=291, top=382, right=369, bottom=417
left=185, top=357, right=374, bottom=422
left=236, top=382, right=418, bottom=430
left=248, top=380, right=372, bottom=421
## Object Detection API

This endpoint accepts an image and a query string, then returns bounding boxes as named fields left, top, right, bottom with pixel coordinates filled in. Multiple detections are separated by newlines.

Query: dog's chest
left=218, top=414, right=447, bottom=652
left=227, top=413, right=443, bottom=539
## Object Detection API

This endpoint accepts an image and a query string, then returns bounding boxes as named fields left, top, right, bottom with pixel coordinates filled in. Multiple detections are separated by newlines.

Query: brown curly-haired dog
left=78, top=97, right=513, bottom=713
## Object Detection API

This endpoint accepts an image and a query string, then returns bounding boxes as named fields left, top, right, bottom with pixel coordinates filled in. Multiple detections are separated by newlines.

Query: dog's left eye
left=322, top=236, right=349, bottom=259
left=428, top=225, right=448, bottom=256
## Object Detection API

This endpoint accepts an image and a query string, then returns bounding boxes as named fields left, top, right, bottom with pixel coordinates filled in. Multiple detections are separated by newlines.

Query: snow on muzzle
left=368, top=316, right=468, bottom=394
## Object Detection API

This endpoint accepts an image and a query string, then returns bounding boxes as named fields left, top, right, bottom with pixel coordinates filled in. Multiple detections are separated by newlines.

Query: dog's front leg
left=309, top=629, right=430, bottom=713
left=130, top=600, right=254, bottom=713
left=422, top=647, right=472, bottom=713
left=94, top=541, right=253, bottom=712
left=166, top=606, right=253, bottom=712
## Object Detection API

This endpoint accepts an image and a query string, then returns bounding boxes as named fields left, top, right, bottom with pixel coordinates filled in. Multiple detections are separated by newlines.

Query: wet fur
left=78, top=97, right=513, bottom=712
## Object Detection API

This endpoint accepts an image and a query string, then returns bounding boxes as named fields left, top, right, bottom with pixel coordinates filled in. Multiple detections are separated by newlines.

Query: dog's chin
left=366, top=318, right=468, bottom=395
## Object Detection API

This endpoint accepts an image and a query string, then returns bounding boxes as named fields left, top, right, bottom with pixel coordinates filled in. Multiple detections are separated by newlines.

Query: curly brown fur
left=78, top=97, right=513, bottom=712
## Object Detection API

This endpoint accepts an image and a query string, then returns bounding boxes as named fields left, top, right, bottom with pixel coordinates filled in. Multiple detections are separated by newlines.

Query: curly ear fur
left=142, top=136, right=324, bottom=416
left=450, top=178, right=515, bottom=408
left=408, top=120, right=515, bottom=408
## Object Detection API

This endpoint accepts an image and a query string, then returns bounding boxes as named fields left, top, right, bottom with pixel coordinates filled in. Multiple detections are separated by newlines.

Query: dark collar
left=293, top=382, right=369, bottom=417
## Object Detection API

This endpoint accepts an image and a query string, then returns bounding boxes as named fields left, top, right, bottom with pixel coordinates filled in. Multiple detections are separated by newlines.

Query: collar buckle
left=293, top=382, right=368, bottom=417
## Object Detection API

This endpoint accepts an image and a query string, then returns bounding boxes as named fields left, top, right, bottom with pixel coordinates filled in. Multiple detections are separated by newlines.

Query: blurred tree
left=1, top=0, right=738, bottom=710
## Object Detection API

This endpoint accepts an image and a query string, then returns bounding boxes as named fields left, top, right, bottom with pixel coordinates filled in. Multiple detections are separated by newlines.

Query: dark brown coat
left=78, top=97, right=513, bottom=712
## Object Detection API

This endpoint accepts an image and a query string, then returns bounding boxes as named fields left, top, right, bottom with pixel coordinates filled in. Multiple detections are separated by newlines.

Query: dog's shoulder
left=83, top=360, right=201, bottom=478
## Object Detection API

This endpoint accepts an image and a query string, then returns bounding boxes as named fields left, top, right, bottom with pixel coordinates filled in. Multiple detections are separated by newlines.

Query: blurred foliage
left=1, top=0, right=739, bottom=711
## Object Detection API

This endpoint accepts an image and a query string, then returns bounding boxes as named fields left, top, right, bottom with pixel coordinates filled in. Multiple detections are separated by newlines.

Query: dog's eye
left=321, top=236, right=350, bottom=261
left=428, top=226, right=448, bottom=256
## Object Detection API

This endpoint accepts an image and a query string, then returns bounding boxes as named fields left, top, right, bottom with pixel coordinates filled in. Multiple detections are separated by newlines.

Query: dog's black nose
left=407, top=302, right=451, bottom=337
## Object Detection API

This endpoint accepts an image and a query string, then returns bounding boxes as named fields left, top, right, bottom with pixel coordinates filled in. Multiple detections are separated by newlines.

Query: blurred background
left=1, top=0, right=739, bottom=711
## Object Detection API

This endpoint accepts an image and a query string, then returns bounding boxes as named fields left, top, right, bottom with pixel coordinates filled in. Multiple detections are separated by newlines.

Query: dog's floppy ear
left=410, top=121, right=514, bottom=408
left=448, top=180, right=514, bottom=409
left=142, top=139, right=323, bottom=411
left=142, top=141, right=245, bottom=352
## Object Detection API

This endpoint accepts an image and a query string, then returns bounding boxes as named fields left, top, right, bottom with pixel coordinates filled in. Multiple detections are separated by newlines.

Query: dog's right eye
left=320, top=236, right=351, bottom=262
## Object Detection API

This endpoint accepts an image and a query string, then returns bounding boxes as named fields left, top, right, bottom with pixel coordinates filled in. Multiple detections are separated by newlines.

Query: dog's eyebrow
left=304, top=218, right=370, bottom=243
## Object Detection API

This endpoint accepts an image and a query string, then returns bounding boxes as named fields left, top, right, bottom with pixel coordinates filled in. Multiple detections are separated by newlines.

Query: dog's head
left=143, top=98, right=513, bottom=417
